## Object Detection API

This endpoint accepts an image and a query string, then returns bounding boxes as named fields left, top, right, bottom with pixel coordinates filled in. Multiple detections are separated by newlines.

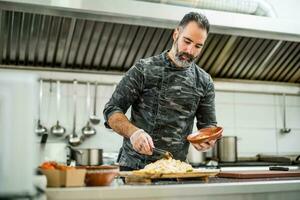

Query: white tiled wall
left=37, top=82, right=300, bottom=161
left=215, top=91, right=300, bottom=157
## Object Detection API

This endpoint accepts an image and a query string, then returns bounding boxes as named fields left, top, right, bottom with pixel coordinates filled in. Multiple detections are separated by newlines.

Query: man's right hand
left=130, top=129, right=154, bottom=155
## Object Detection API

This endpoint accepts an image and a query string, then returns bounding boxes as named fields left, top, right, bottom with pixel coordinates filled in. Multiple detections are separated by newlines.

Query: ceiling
left=0, top=1, right=299, bottom=83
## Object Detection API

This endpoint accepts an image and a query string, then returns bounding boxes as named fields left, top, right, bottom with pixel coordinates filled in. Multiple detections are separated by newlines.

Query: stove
left=218, top=161, right=295, bottom=167
left=210, top=154, right=300, bottom=168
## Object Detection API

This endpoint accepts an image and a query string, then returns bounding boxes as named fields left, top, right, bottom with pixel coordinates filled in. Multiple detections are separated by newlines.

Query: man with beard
left=103, top=12, right=217, bottom=171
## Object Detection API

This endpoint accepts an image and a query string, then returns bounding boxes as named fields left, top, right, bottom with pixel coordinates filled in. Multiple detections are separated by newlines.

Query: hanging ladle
left=50, top=80, right=66, bottom=136
left=82, top=82, right=96, bottom=136
left=68, top=80, right=82, bottom=146
left=280, top=93, right=291, bottom=134
left=90, top=81, right=101, bottom=125
left=36, top=79, right=48, bottom=136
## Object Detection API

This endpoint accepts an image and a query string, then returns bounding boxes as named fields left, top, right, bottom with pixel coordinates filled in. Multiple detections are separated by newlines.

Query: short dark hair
left=178, top=12, right=210, bottom=33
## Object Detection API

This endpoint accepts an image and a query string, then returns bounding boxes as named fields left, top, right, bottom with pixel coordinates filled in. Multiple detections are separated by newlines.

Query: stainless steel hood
left=0, top=0, right=299, bottom=83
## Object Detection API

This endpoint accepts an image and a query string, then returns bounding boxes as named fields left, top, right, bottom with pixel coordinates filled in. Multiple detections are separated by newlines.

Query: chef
left=103, top=12, right=217, bottom=171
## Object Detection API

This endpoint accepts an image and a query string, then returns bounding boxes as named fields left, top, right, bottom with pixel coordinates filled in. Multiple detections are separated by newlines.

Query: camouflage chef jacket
left=103, top=50, right=217, bottom=169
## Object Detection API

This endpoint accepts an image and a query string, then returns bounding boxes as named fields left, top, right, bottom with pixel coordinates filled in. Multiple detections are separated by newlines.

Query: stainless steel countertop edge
left=46, top=179, right=300, bottom=200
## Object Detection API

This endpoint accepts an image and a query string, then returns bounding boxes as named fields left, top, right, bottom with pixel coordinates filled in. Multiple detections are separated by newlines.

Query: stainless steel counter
left=46, top=178, right=300, bottom=200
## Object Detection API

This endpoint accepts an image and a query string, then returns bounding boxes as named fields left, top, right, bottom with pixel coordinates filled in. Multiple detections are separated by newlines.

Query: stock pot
left=187, top=144, right=206, bottom=166
left=217, top=136, right=238, bottom=162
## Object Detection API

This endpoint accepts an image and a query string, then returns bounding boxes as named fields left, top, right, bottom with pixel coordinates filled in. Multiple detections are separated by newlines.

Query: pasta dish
left=137, top=158, right=193, bottom=174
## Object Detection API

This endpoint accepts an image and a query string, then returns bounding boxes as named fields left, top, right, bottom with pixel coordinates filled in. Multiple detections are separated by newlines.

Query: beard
left=172, top=39, right=197, bottom=68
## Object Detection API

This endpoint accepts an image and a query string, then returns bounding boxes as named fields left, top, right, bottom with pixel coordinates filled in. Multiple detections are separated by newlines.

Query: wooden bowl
left=187, top=126, right=223, bottom=144
left=84, top=165, right=119, bottom=186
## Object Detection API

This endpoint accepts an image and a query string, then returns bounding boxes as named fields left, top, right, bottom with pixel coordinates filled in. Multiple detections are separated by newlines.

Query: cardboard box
left=41, top=169, right=86, bottom=187
left=64, top=169, right=86, bottom=187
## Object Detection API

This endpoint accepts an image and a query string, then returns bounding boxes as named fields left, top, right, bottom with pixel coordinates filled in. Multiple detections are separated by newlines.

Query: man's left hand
left=192, top=139, right=216, bottom=151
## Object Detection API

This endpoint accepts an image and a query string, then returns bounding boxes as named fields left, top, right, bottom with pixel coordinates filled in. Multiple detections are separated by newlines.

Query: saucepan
left=68, top=146, right=103, bottom=166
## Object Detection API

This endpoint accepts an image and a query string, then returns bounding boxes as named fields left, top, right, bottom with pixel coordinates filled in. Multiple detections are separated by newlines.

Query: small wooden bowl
left=83, top=165, right=119, bottom=186
left=187, top=126, right=223, bottom=144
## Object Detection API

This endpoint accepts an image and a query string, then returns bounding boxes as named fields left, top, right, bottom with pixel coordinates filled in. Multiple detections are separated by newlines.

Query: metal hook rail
left=39, top=78, right=117, bottom=86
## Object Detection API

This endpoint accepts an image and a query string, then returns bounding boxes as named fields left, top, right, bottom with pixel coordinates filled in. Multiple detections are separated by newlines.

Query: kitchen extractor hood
left=137, top=0, right=278, bottom=17
left=0, top=0, right=299, bottom=83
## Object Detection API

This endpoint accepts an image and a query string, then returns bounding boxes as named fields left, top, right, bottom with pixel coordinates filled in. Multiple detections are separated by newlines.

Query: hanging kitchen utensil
left=50, top=80, right=66, bottom=136
left=82, top=120, right=96, bottom=136
left=36, top=79, right=48, bottom=136
left=82, top=82, right=96, bottom=137
left=68, top=80, right=83, bottom=146
left=280, top=93, right=291, bottom=134
left=90, top=81, right=101, bottom=125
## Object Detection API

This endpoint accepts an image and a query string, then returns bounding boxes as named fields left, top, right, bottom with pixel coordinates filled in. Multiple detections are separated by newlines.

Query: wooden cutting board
left=217, top=170, right=300, bottom=179
left=119, top=168, right=220, bottom=179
